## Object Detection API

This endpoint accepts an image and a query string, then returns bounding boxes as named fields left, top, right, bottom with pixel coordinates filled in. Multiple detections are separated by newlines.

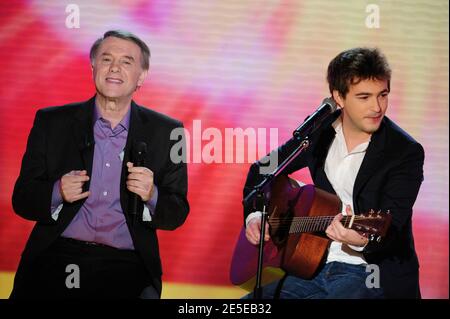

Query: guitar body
left=230, top=175, right=342, bottom=288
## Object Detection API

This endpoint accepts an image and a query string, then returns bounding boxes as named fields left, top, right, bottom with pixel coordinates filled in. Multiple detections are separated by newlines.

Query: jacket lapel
left=72, top=97, right=96, bottom=190
left=353, top=120, right=386, bottom=200
left=56, top=98, right=95, bottom=227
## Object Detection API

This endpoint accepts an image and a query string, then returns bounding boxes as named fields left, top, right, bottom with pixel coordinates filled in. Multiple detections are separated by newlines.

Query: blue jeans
left=244, top=262, right=384, bottom=299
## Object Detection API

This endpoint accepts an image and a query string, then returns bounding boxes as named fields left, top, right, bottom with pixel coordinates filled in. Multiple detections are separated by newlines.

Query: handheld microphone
left=129, top=141, right=147, bottom=225
left=293, top=97, right=338, bottom=139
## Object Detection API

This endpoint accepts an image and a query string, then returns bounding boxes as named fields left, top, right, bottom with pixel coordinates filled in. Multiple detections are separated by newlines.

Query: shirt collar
left=332, top=117, right=370, bottom=154
left=94, top=102, right=131, bottom=131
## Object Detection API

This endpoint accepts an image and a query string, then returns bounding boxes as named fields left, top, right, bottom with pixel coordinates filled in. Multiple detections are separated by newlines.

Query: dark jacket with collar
left=12, top=97, right=189, bottom=295
left=243, top=111, right=424, bottom=298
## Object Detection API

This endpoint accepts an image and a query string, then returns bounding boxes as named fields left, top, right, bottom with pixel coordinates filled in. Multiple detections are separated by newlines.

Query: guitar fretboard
left=272, top=215, right=355, bottom=234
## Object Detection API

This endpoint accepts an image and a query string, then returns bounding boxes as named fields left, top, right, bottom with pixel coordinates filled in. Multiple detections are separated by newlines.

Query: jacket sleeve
left=363, top=142, right=425, bottom=255
left=12, top=110, right=58, bottom=224
left=146, top=124, right=189, bottom=230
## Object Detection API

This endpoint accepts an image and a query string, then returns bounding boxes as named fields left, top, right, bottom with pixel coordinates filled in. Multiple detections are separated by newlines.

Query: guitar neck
left=287, top=215, right=354, bottom=234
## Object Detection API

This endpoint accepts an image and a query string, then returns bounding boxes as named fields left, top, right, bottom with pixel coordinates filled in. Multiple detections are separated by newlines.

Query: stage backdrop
left=0, top=0, right=448, bottom=298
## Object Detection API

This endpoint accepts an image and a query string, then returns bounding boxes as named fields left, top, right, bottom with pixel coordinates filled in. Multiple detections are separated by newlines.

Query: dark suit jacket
left=243, top=111, right=424, bottom=298
left=12, top=97, right=189, bottom=295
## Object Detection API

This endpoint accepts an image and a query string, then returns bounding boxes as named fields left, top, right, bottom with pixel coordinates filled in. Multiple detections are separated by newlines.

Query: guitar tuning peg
left=386, top=210, right=391, bottom=215
left=376, top=236, right=381, bottom=243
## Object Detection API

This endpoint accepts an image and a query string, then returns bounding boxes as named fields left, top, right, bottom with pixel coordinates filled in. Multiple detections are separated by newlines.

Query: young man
left=243, top=47, right=424, bottom=299
left=11, top=30, right=189, bottom=299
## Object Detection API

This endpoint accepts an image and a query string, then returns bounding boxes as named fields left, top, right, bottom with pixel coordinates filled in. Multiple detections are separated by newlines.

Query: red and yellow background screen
left=0, top=0, right=447, bottom=298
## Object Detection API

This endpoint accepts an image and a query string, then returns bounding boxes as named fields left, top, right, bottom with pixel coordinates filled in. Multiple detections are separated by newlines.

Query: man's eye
left=358, top=96, right=369, bottom=100
left=102, top=58, right=111, bottom=62
left=123, top=61, right=131, bottom=65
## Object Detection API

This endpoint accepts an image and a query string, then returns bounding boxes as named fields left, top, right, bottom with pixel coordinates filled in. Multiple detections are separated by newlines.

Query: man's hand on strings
left=325, top=205, right=369, bottom=247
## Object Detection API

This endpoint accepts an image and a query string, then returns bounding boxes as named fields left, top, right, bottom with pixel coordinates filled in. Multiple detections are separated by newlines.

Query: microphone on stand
left=243, top=97, right=338, bottom=208
left=293, top=97, right=338, bottom=139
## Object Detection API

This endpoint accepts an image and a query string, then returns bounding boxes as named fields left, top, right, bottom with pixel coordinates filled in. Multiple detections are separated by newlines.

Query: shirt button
left=106, top=163, right=111, bottom=167
left=103, top=191, right=108, bottom=196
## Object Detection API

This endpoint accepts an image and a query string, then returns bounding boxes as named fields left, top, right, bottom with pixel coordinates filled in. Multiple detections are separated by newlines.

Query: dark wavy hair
left=90, top=30, right=150, bottom=70
left=327, top=47, right=391, bottom=98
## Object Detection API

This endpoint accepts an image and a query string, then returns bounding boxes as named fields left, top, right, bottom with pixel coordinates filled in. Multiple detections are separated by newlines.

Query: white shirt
left=324, top=119, right=369, bottom=265
left=246, top=118, right=369, bottom=265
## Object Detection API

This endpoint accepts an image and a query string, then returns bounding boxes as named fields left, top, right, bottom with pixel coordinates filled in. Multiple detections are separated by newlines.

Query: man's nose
left=109, top=61, right=120, bottom=72
left=372, top=97, right=382, bottom=112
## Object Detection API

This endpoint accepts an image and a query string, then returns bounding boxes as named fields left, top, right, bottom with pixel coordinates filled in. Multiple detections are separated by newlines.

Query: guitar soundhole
left=269, top=206, right=293, bottom=247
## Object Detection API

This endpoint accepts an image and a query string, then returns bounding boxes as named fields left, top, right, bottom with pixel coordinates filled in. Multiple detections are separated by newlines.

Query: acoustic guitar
left=230, top=175, right=391, bottom=291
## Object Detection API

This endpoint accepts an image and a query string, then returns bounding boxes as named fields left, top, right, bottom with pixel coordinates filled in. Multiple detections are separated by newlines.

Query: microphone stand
left=243, top=136, right=311, bottom=299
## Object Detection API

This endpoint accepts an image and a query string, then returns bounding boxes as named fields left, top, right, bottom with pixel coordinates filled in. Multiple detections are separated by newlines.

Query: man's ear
left=332, top=90, right=344, bottom=109
left=137, top=69, right=148, bottom=87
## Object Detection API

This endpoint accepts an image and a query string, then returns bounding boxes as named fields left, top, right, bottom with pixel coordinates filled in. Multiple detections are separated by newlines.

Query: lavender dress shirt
left=50, top=104, right=158, bottom=250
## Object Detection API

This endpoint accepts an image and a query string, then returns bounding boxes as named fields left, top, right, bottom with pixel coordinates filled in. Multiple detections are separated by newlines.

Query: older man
left=10, top=30, right=189, bottom=299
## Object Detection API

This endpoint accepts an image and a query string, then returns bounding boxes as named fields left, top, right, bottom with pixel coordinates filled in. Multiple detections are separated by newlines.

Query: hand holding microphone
left=127, top=142, right=154, bottom=224
left=126, top=162, right=155, bottom=202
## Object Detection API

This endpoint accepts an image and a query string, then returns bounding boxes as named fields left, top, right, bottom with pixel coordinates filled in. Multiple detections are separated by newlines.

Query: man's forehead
left=98, top=37, right=141, bottom=56
left=350, top=78, right=389, bottom=92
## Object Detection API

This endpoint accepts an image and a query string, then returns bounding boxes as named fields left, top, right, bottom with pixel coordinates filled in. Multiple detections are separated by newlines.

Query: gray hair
left=90, top=30, right=150, bottom=70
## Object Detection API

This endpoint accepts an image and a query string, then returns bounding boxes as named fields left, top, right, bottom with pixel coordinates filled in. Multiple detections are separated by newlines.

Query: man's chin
left=363, top=118, right=384, bottom=134
left=364, top=125, right=381, bottom=135
left=97, top=90, right=128, bottom=100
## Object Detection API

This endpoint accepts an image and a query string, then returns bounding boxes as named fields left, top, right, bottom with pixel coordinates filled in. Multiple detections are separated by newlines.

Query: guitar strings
left=268, top=216, right=375, bottom=224
left=267, top=216, right=380, bottom=231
